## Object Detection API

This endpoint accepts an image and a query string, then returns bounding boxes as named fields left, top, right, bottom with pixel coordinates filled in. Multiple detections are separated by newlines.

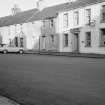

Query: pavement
left=25, top=50, right=105, bottom=58
left=0, top=96, right=19, bottom=105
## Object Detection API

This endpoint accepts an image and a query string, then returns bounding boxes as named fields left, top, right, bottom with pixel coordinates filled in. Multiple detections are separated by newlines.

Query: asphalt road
left=0, top=54, right=105, bottom=105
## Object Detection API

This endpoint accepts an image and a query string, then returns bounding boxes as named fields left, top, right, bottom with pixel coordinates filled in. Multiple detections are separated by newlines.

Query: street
left=0, top=54, right=105, bottom=105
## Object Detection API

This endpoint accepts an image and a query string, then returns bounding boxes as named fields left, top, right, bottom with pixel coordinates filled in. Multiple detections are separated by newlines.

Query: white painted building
left=1, top=0, right=105, bottom=54
left=57, top=0, right=105, bottom=54
left=0, top=9, right=43, bottom=50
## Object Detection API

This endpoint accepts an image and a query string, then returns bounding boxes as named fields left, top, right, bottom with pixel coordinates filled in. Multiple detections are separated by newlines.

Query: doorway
left=73, top=33, right=79, bottom=52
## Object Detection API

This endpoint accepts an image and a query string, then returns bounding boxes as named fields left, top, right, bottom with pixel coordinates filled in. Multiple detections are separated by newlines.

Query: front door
left=42, top=37, right=46, bottom=50
left=73, top=33, right=79, bottom=52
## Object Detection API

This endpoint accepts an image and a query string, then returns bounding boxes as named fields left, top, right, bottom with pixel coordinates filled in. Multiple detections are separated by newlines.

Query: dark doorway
left=73, top=33, right=79, bottom=52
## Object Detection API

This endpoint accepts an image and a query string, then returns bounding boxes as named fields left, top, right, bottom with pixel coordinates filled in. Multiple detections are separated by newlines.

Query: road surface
left=0, top=54, right=105, bottom=105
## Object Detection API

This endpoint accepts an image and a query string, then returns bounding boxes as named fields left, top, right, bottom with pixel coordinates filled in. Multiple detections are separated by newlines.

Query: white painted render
left=1, top=1, right=105, bottom=54
left=0, top=20, right=42, bottom=50
left=57, top=1, right=105, bottom=54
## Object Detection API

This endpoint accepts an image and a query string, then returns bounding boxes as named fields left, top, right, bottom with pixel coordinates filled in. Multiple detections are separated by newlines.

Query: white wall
left=0, top=26, right=10, bottom=44
left=57, top=1, right=105, bottom=54
left=0, top=20, right=42, bottom=50
left=24, top=21, right=42, bottom=50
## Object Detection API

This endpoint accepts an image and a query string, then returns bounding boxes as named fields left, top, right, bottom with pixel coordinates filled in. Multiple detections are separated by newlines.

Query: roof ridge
left=0, top=0, right=105, bottom=27
left=0, top=8, right=38, bottom=19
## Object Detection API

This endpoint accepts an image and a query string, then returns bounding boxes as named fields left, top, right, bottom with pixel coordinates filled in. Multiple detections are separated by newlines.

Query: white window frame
left=64, top=33, right=69, bottom=47
left=74, top=11, right=79, bottom=26
left=101, top=5, right=105, bottom=22
left=63, top=13, right=69, bottom=28
left=85, top=32, right=91, bottom=47
left=86, top=9, right=91, bottom=25
left=100, top=28, right=105, bottom=47
left=50, top=19, right=54, bottom=28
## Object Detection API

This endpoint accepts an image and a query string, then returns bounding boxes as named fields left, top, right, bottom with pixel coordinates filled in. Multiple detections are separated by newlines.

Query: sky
left=0, top=0, right=68, bottom=17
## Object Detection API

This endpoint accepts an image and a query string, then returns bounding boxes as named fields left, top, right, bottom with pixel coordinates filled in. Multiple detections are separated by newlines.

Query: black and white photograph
left=0, top=0, right=105, bottom=105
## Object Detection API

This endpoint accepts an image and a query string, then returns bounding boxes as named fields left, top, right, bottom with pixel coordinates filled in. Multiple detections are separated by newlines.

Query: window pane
left=20, top=38, right=24, bottom=47
left=64, top=34, right=68, bottom=47
left=100, top=29, right=105, bottom=46
left=85, top=32, right=91, bottom=47
left=86, top=9, right=91, bottom=24
left=15, top=37, right=18, bottom=47
left=63, top=13, right=68, bottom=27
left=51, top=35, right=54, bottom=42
left=74, top=11, right=79, bottom=25
left=101, top=5, right=105, bottom=22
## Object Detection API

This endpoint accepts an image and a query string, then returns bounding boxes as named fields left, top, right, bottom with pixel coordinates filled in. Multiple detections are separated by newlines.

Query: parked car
left=0, top=44, right=25, bottom=54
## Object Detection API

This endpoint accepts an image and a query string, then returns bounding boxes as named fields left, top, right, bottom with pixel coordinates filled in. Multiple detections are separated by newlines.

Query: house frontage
left=1, top=0, right=105, bottom=54
left=57, top=0, right=105, bottom=54
left=0, top=9, right=42, bottom=50
left=39, top=5, right=64, bottom=52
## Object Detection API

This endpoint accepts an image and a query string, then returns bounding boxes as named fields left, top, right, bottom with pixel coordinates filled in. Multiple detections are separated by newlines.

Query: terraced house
left=0, top=4, right=63, bottom=52
left=39, top=4, right=66, bottom=51
left=40, top=6, right=59, bottom=51
left=39, top=0, right=105, bottom=54
left=1, top=0, right=105, bottom=54
left=57, top=0, right=105, bottom=54
left=0, top=8, right=42, bottom=50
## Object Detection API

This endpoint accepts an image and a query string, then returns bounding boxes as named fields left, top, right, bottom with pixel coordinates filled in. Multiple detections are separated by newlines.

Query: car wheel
left=3, top=50, right=7, bottom=54
left=19, top=50, right=23, bottom=54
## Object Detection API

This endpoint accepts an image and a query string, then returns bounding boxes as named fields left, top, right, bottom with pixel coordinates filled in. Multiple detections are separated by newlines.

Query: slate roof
left=59, top=0, right=105, bottom=12
left=0, top=0, right=105, bottom=27
left=29, top=3, right=67, bottom=21
left=28, top=0, right=105, bottom=21
left=0, top=9, right=38, bottom=27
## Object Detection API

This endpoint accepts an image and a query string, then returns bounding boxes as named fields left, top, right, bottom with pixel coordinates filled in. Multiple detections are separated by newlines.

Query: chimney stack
left=11, top=4, right=21, bottom=15
left=36, top=0, right=43, bottom=10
